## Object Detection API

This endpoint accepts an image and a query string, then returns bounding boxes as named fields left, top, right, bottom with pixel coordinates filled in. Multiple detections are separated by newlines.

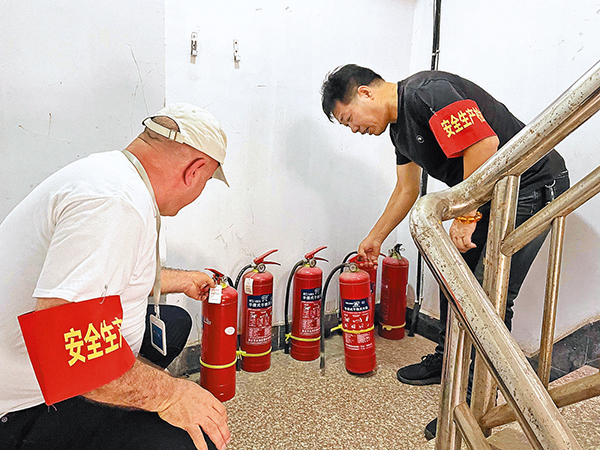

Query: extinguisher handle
left=205, top=268, right=224, bottom=282
left=348, top=253, right=385, bottom=265
left=304, top=245, right=327, bottom=261
left=390, top=243, right=405, bottom=257
left=262, top=260, right=281, bottom=266
left=253, top=249, right=279, bottom=265
left=313, top=257, right=329, bottom=263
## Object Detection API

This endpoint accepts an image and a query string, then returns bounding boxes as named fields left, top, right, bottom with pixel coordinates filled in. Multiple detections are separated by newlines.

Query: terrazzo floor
left=190, top=332, right=441, bottom=449
left=187, top=333, right=600, bottom=450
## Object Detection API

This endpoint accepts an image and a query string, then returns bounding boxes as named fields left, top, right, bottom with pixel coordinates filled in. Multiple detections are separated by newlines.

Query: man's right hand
left=358, top=236, right=382, bottom=268
left=158, top=379, right=231, bottom=450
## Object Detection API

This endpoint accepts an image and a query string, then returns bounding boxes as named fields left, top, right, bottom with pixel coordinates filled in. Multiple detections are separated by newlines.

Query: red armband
left=18, top=295, right=135, bottom=405
left=428, top=99, right=497, bottom=158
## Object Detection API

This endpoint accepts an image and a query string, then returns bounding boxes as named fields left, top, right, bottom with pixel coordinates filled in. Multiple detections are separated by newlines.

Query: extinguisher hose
left=320, top=263, right=346, bottom=372
left=234, top=264, right=254, bottom=290
left=284, top=260, right=306, bottom=354
left=342, top=251, right=357, bottom=263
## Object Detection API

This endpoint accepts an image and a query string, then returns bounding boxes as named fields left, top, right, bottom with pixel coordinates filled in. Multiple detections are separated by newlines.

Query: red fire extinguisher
left=200, top=269, right=238, bottom=401
left=379, top=244, right=409, bottom=340
left=284, top=246, right=328, bottom=361
left=235, top=249, right=280, bottom=373
left=343, top=251, right=378, bottom=301
left=321, top=255, right=376, bottom=375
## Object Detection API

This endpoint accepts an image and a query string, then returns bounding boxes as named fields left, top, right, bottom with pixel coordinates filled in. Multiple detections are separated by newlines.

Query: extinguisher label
left=247, top=294, right=273, bottom=309
left=342, top=298, right=369, bottom=312
left=208, top=285, right=222, bottom=304
left=342, top=297, right=374, bottom=350
left=244, top=278, right=254, bottom=295
left=301, top=287, right=321, bottom=302
left=246, top=294, right=273, bottom=345
left=380, top=278, right=390, bottom=321
left=300, top=287, right=321, bottom=335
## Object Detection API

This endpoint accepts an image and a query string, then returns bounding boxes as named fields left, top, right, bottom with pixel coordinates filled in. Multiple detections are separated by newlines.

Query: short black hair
left=320, top=64, right=384, bottom=122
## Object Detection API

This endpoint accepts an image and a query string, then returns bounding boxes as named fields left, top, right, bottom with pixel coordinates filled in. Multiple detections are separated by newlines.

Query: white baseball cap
left=142, top=103, right=229, bottom=186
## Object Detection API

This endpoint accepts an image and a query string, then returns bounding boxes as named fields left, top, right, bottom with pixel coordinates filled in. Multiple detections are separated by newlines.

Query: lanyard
left=121, top=150, right=162, bottom=319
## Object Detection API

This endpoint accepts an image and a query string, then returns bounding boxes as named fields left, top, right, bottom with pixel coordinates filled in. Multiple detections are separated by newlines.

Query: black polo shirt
left=390, top=71, right=565, bottom=192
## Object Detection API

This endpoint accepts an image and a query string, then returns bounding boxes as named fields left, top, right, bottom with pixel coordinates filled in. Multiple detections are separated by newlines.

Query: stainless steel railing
left=410, top=60, right=600, bottom=449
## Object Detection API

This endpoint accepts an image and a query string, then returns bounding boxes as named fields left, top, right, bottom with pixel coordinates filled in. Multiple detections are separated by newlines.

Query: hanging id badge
left=122, top=150, right=166, bottom=357
left=149, top=313, right=168, bottom=356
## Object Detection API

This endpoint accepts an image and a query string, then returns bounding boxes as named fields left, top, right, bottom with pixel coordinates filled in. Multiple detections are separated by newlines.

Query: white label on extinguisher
left=224, top=326, right=236, bottom=335
left=208, top=285, right=222, bottom=304
left=244, top=277, right=254, bottom=295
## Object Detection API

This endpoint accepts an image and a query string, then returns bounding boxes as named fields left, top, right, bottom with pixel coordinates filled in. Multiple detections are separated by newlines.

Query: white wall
left=3, top=0, right=597, bottom=354
left=162, top=0, right=417, bottom=340
left=409, top=0, right=600, bottom=354
left=0, top=0, right=166, bottom=220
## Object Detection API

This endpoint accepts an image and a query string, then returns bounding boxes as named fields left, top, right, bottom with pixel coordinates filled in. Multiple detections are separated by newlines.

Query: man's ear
left=357, top=85, right=374, bottom=100
left=183, top=158, right=207, bottom=186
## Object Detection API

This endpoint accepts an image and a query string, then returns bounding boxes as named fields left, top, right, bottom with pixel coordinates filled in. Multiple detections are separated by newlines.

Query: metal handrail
left=410, top=60, right=600, bottom=449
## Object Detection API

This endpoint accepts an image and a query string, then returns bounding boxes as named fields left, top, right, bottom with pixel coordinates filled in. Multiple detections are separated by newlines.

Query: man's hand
left=158, top=379, right=230, bottom=450
left=358, top=236, right=382, bottom=268
left=161, top=269, right=216, bottom=301
left=449, top=219, right=478, bottom=253
left=181, top=271, right=216, bottom=301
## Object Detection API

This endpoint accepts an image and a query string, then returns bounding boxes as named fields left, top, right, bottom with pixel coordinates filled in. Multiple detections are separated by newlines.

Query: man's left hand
left=449, top=220, right=478, bottom=253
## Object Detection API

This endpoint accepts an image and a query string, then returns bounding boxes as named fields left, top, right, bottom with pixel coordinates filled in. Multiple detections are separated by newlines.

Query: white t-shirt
left=0, top=151, right=157, bottom=415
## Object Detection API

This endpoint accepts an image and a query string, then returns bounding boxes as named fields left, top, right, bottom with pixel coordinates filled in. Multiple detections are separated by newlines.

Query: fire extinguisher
left=342, top=251, right=381, bottom=315
left=200, top=269, right=238, bottom=402
left=284, top=246, right=328, bottom=361
left=379, top=244, right=409, bottom=340
left=321, top=255, right=376, bottom=375
left=235, top=249, right=280, bottom=373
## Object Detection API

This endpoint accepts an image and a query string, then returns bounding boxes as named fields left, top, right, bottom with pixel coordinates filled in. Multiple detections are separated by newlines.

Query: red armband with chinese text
left=18, top=295, right=135, bottom=405
left=428, top=99, right=497, bottom=158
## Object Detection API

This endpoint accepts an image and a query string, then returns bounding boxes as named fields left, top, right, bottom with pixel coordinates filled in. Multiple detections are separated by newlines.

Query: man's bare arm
left=35, top=297, right=230, bottom=450
left=358, top=162, right=422, bottom=265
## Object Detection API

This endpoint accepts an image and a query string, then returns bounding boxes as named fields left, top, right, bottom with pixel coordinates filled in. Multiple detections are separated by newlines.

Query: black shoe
left=396, top=353, right=443, bottom=385
left=424, top=417, right=437, bottom=440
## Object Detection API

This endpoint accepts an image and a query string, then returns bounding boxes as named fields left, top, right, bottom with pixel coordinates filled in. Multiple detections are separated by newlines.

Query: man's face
left=332, top=88, right=388, bottom=136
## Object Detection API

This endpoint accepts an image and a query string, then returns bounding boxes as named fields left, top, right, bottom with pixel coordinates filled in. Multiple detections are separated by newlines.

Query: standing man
left=0, top=103, right=231, bottom=450
left=321, top=65, right=569, bottom=439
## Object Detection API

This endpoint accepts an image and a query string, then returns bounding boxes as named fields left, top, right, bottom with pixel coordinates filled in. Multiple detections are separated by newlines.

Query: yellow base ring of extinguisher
left=330, top=325, right=375, bottom=334
left=236, top=349, right=272, bottom=358
left=200, top=358, right=237, bottom=370
left=380, top=322, right=406, bottom=331
left=284, top=333, right=321, bottom=343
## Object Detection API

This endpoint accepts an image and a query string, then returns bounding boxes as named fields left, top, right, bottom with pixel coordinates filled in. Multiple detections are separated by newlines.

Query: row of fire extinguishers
left=199, top=244, right=408, bottom=403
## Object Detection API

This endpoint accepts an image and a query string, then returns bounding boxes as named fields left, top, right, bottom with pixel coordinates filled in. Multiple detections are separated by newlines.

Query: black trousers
left=1, top=305, right=217, bottom=450
left=435, top=170, right=570, bottom=355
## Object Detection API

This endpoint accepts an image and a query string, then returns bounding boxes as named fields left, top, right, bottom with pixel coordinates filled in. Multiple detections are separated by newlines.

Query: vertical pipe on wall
left=410, top=0, right=442, bottom=336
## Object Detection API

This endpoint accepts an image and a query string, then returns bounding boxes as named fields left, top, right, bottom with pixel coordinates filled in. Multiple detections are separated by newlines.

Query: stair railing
left=410, top=60, right=600, bottom=450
